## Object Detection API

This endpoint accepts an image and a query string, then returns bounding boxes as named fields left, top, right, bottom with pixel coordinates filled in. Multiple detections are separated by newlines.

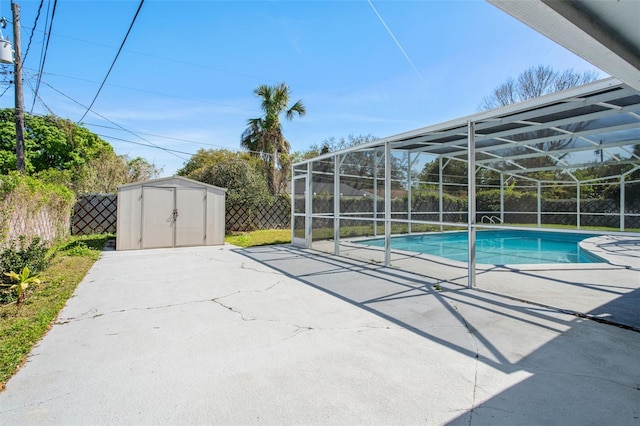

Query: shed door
left=175, top=188, right=206, bottom=247
left=141, top=187, right=175, bottom=249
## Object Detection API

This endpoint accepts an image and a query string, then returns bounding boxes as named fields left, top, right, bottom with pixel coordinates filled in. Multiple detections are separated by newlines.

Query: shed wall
left=206, top=187, right=226, bottom=245
left=116, top=186, right=143, bottom=250
left=116, top=177, right=225, bottom=250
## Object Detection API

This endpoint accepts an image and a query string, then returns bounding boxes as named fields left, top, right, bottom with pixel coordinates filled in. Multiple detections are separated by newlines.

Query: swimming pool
left=358, top=230, right=605, bottom=265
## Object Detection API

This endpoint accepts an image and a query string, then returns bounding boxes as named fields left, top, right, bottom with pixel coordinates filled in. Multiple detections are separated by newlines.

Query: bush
left=0, top=236, right=49, bottom=285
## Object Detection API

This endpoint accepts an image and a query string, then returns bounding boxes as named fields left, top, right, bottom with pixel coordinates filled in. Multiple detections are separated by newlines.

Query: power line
left=94, top=133, right=196, bottom=157
left=0, top=84, right=11, bottom=98
left=17, top=20, right=437, bottom=119
left=21, top=0, right=44, bottom=65
left=27, top=75, right=263, bottom=160
left=84, top=122, right=271, bottom=157
left=23, top=74, right=54, bottom=114
left=85, top=122, right=238, bottom=149
left=78, top=0, right=144, bottom=123
left=31, top=0, right=56, bottom=113
left=23, top=78, right=282, bottom=162
left=27, top=24, right=433, bottom=116
left=41, top=79, right=188, bottom=161
left=30, top=68, right=259, bottom=114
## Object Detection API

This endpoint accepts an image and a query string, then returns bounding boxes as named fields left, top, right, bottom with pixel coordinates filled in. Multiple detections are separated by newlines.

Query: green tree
left=0, top=109, right=113, bottom=174
left=178, top=149, right=269, bottom=204
left=177, top=148, right=260, bottom=177
left=241, top=83, right=306, bottom=195
left=303, top=134, right=407, bottom=191
left=72, top=152, right=161, bottom=193
left=417, top=158, right=468, bottom=195
left=0, top=109, right=159, bottom=193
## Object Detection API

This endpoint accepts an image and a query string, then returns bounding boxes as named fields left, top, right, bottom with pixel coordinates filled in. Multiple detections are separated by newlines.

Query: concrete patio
left=0, top=244, right=638, bottom=425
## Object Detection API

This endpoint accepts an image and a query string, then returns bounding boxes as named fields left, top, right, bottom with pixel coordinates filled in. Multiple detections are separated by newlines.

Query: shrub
left=0, top=236, right=49, bottom=285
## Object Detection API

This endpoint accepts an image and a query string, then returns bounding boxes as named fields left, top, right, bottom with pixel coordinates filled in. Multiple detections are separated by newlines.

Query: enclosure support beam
left=306, top=165, right=313, bottom=248
left=467, top=121, right=476, bottom=289
left=576, top=183, right=581, bottom=229
left=537, top=181, right=542, bottom=227
left=384, top=142, right=392, bottom=267
left=334, top=155, right=341, bottom=255
left=290, top=167, right=294, bottom=245
left=439, top=157, right=444, bottom=231
left=620, top=175, right=625, bottom=231
left=500, top=173, right=505, bottom=224
left=407, top=152, right=412, bottom=234
left=373, top=151, right=378, bottom=237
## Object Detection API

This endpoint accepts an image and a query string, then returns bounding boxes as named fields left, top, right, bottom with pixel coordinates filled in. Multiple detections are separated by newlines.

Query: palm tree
left=241, top=82, right=306, bottom=194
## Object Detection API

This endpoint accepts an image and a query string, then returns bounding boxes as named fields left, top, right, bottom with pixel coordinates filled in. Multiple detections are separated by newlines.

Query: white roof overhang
left=487, top=0, right=640, bottom=91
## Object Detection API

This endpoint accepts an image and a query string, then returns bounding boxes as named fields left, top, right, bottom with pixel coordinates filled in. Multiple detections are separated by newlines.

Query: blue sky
left=0, top=0, right=602, bottom=176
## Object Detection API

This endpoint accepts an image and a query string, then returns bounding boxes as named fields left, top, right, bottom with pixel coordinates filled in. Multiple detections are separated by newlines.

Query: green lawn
left=0, top=234, right=111, bottom=390
left=225, top=229, right=291, bottom=247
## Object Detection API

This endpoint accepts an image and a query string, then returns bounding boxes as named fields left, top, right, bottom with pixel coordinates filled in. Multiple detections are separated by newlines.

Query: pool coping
left=331, top=231, right=639, bottom=271
left=579, top=235, right=640, bottom=269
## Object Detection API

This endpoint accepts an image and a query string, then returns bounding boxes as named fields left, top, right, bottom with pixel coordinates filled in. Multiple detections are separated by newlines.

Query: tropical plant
left=2, top=266, right=41, bottom=306
left=241, top=83, right=306, bottom=194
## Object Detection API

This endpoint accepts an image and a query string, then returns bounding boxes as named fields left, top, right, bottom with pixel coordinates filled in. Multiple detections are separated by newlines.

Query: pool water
left=359, top=230, right=605, bottom=265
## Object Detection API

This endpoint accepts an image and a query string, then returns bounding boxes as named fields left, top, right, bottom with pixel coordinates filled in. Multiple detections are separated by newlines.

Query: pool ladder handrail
left=480, top=215, right=504, bottom=224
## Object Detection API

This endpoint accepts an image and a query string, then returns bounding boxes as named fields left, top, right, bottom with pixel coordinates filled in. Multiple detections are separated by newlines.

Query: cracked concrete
left=0, top=244, right=639, bottom=425
left=450, top=302, right=481, bottom=426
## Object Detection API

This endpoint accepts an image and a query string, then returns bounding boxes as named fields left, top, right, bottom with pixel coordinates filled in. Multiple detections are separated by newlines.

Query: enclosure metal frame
left=291, top=78, right=640, bottom=288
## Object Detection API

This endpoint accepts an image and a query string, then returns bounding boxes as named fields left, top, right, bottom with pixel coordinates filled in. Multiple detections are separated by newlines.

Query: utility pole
left=12, top=1, right=25, bottom=173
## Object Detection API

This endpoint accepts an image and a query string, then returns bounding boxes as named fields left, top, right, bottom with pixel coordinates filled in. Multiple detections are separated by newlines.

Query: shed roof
left=117, top=175, right=227, bottom=192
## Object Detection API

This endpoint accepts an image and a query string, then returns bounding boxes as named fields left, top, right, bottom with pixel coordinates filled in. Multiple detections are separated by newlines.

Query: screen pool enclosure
left=291, top=78, right=640, bottom=287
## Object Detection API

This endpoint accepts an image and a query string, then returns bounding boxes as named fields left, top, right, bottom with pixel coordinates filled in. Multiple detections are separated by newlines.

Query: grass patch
left=0, top=234, right=111, bottom=390
left=225, top=229, right=291, bottom=248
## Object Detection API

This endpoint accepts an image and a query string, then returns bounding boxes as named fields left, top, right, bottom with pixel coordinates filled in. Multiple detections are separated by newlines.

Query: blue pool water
left=359, top=230, right=605, bottom=265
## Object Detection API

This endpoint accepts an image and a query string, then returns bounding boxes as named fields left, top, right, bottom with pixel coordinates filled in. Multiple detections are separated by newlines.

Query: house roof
left=487, top=0, right=640, bottom=92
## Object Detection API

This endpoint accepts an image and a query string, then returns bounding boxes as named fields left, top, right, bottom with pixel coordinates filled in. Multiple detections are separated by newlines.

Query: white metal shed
left=116, top=176, right=226, bottom=250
